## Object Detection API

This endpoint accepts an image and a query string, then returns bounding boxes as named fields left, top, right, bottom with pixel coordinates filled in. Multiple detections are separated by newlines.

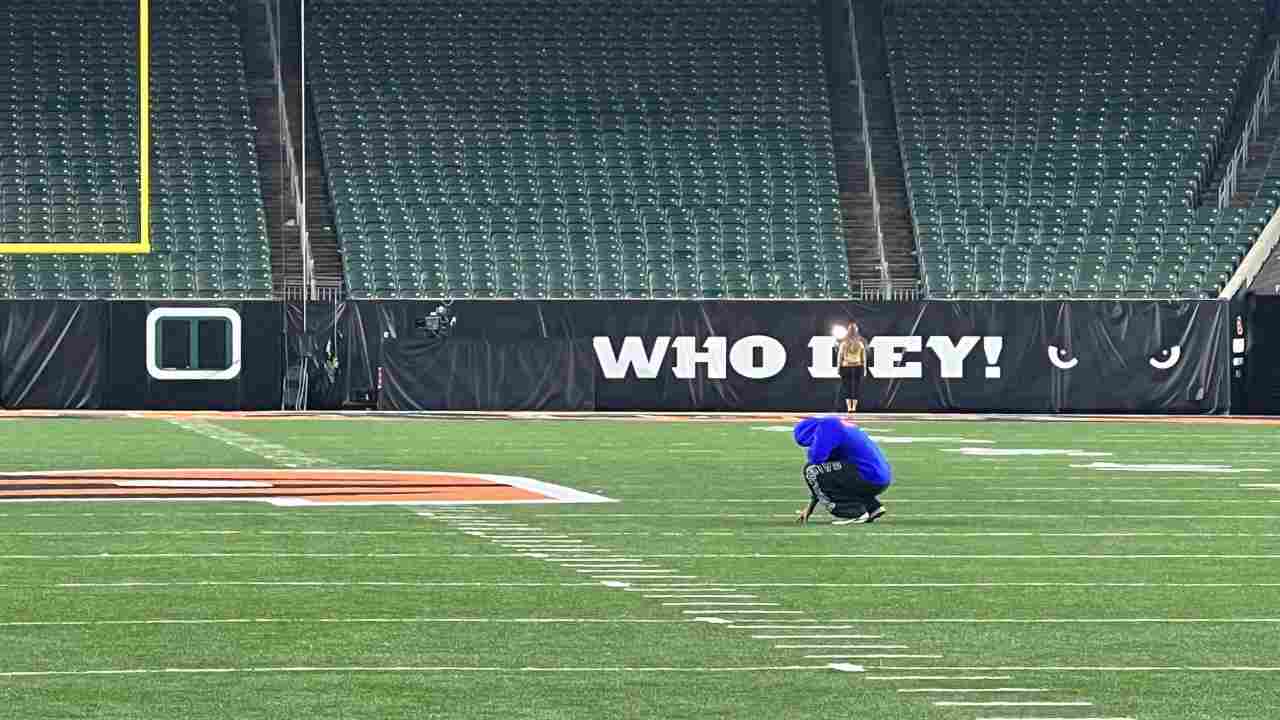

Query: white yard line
left=0, top=552, right=534, bottom=560
left=645, top=595, right=759, bottom=599
left=638, top=582, right=1280, bottom=589
left=899, top=688, right=1050, bottom=693
left=615, top=499, right=1279, bottom=504
left=618, top=554, right=1280, bottom=560
left=0, top=664, right=864, bottom=678
left=519, top=513, right=1280, bottom=519
left=679, top=610, right=804, bottom=615
left=872, top=665, right=1280, bottom=672
left=830, top=618, right=1280, bottom=624
left=804, top=654, right=945, bottom=659
left=776, top=644, right=909, bottom=650
left=166, top=419, right=330, bottom=468
left=32, top=581, right=604, bottom=589
left=866, top=675, right=1013, bottom=681
left=0, top=617, right=716, bottom=627
left=972, top=712, right=1136, bottom=717
left=936, top=701, right=1092, bottom=707
left=752, top=635, right=883, bottom=640
left=455, top=531, right=1280, bottom=538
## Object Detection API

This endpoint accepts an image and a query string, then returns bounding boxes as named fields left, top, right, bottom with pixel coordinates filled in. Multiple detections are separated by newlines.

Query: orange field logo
left=0, top=469, right=614, bottom=506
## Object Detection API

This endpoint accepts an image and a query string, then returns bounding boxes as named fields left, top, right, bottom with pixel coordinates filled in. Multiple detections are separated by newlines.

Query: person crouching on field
left=793, top=416, right=892, bottom=525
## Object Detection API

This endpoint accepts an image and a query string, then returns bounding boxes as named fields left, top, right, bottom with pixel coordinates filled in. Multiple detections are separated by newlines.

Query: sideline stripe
left=829, top=618, right=1280, bottom=624
left=619, top=554, right=1280, bottom=560
left=776, top=644, right=908, bottom=649
left=871, top=665, right=1280, bottom=672
left=899, top=688, right=1050, bottom=693
left=935, top=701, right=1092, bottom=707
left=0, top=664, right=862, bottom=678
left=166, top=419, right=330, bottom=468
left=747, top=630, right=880, bottom=635
left=14, top=581, right=608, bottom=589
left=866, top=675, right=1013, bottom=681
left=521, top=513, right=1280, bottom=519
left=615, top=499, right=1280, bottom=504
left=0, top=553, right=536, bottom=560
left=804, top=654, right=944, bottom=659
left=972, top=712, right=1136, bottom=717
left=627, top=582, right=1280, bottom=589
left=0, top=617, right=710, bottom=627
left=471, top=531, right=1280, bottom=538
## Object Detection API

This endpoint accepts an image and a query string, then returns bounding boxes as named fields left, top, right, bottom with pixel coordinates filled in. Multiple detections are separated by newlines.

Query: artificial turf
left=0, top=414, right=1276, bottom=719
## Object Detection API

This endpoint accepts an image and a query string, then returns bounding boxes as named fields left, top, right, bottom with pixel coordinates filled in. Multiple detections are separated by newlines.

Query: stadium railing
left=844, top=0, right=892, bottom=287
left=1221, top=206, right=1280, bottom=297
left=1220, top=39, right=1280, bottom=210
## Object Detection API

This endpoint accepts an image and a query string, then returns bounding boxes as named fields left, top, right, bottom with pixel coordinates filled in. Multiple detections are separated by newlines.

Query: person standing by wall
left=838, top=322, right=867, bottom=413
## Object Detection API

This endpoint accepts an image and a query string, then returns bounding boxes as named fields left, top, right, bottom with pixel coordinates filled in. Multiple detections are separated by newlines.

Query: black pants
left=804, top=460, right=886, bottom=518
left=840, top=365, right=864, bottom=401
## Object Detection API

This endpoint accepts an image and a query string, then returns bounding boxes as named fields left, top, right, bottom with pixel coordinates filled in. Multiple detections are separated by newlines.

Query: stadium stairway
left=821, top=0, right=883, bottom=289
left=240, top=0, right=304, bottom=292
left=852, top=0, right=918, bottom=286
left=1199, top=34, right=1279, bottom=209
left=303, top=100, right=344, bottom=288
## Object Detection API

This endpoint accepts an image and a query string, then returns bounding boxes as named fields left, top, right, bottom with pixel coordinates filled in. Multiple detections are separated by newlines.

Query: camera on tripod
left=414, top=299, right=457, bottom=338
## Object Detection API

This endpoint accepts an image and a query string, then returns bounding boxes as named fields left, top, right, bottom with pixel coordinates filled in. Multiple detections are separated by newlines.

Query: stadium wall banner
left=363, top=300, right=1231, bottom=414
left=0, top=301, right=284, bottom=410
left=1242, top=294, right=1280, bottom=413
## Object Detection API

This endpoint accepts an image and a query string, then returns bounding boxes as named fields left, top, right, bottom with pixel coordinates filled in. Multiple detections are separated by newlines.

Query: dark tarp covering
left=0, top=301, right=104, bottom=409
left=1243, top=295, right=1280, bottom=413
left=0, top=301, right=283, bottom=410
left=0, top=299, right=1234, bottom=412
left=358, top=300, right=1231, bottom=413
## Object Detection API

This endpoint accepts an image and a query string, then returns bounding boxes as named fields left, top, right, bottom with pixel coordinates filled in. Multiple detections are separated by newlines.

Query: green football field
left=0, top=413, right=1277, bottom=720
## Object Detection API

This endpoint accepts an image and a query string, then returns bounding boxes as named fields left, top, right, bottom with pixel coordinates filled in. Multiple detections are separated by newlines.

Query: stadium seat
left=885, top=0, right=1261, bottom=298
left=0, top=0, right=272, bottom=299
left=308, top=0, right=850, bottom=299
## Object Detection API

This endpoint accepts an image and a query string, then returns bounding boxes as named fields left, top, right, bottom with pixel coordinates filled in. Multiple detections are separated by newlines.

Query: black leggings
left=805, top=461, right=886, bottom=518
left=840, top=365, right=864, bottom=401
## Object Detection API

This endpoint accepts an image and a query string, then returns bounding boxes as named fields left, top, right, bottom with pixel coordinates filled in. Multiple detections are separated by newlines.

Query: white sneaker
left=866, top=507, right=887, bottom=523
left=832, top=512, right=870, bottom=525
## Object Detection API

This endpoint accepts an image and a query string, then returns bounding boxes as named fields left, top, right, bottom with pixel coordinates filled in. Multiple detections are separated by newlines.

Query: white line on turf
left=0, top=664, right=866, bottom=678
left=830, top=618, right=1280, bottom=624
left=934, top=701, right=1092, bottom=707
left=609, top=554, right=1280, bottom=560
left=804, top=654, right=944, bottom=659
left=661, top=602, right=778, bottom=607
left=627, top=582, right=1280, bottom=589
left=521, top=513, right=1280, bottom=519
left=614, top=498, right=1280, bottom=504
left=871, top=665, right=1280, bottom=672
left=866, top=675, right=1013, bottom=681
left=752, top=635, right=883, bottom=639
left=645, top=595, right=759, bottom=599
left=972, top=712, right=1136, bottom=717
left=776, top=644, right=908, bottom=650
left=0, top=617, right=725, bottom=627
left=165, top=419, right=329, bottom=468
left=0, top=553, right=540, bottom=560
left=680, top=610, right=803, bottom=615
left=899, top=688, right=1049, bottom=693
left=453, top=531, right=1280, bottom=538
left=729, top=625, right=857, bottom=630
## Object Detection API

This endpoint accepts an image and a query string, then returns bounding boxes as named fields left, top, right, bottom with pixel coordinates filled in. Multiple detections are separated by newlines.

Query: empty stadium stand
left=0, top=0, right=272, bottom=299
left=309, top=0, right=849, bottom=299
left=884, top=0, right=1265, bottom=298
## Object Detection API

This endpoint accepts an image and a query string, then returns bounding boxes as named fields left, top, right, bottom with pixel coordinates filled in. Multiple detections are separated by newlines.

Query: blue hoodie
left=793, top=416, right=893, bottom=487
